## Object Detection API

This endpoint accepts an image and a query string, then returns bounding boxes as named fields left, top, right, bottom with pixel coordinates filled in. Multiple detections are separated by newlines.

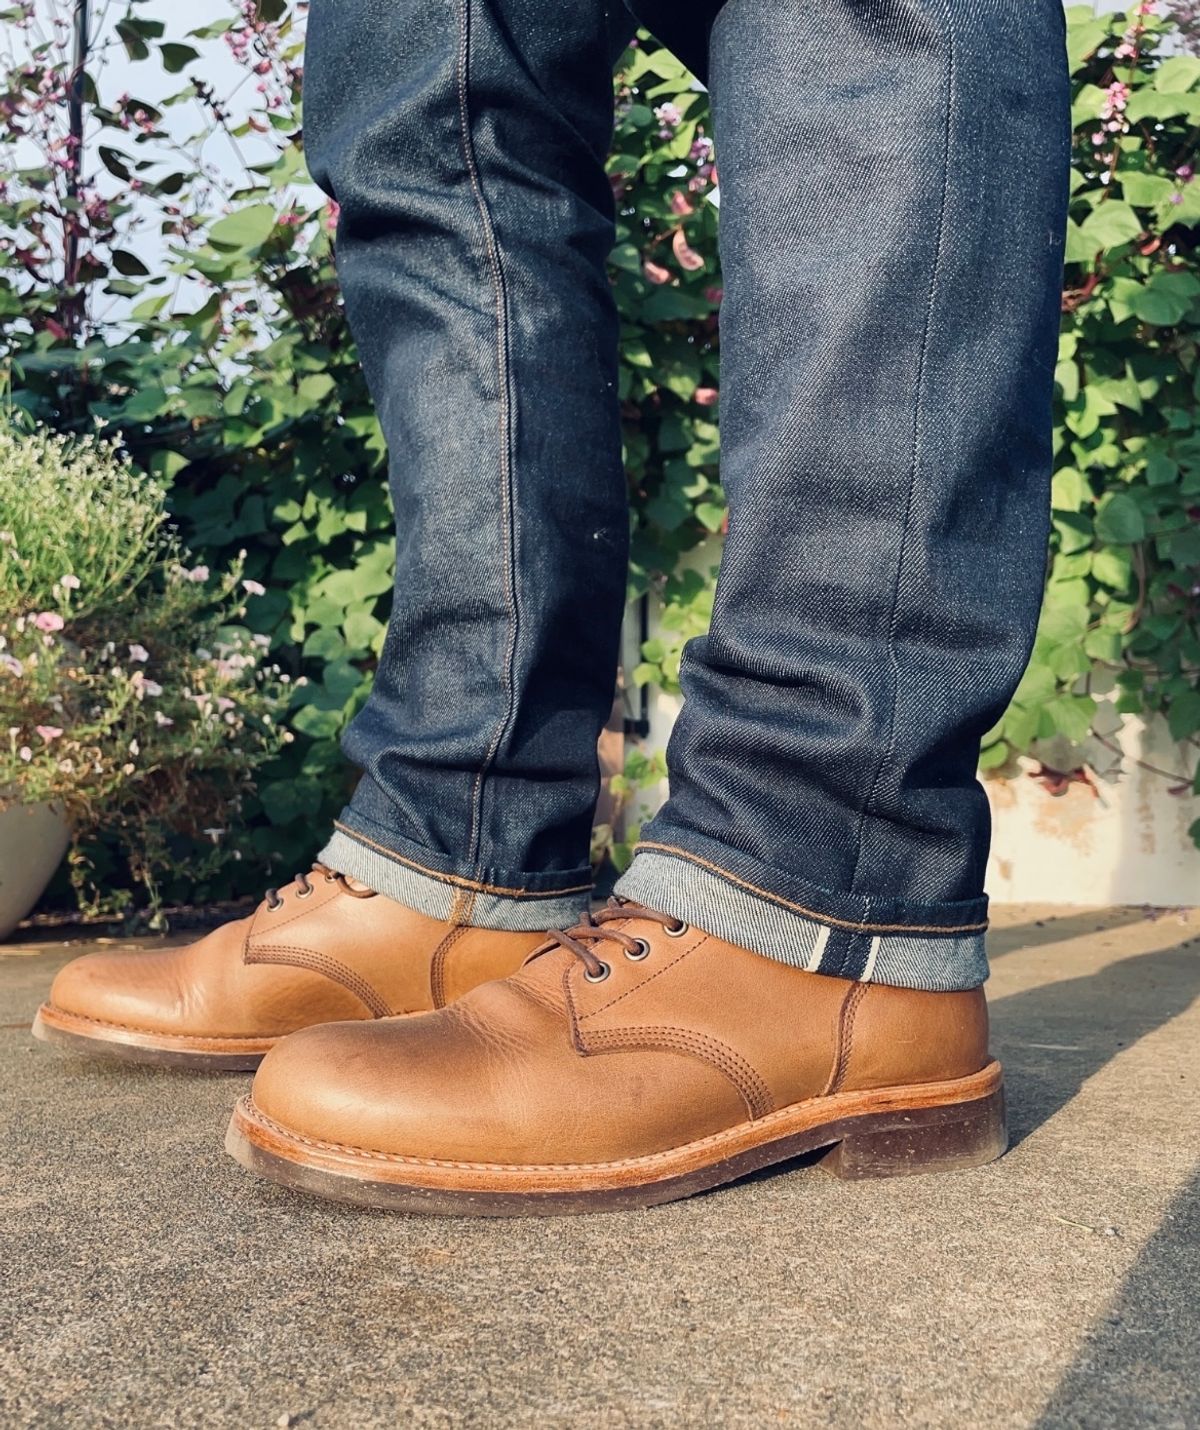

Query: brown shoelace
left=263, top=863, right=375, bottom=911
left=542, top=899, right=690, bottom=983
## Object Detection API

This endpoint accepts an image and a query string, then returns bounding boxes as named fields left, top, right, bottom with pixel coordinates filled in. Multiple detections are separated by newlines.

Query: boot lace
left=263, top=863, right=375, bottom=912
left=542, top=899, right=689, bottom=983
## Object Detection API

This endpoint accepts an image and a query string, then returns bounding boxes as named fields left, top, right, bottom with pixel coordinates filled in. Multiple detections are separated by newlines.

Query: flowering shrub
left=0, top=425, right=287, bottom=919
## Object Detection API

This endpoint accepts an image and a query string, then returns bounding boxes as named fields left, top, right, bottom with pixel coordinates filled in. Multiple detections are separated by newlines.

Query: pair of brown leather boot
left=33, top=866, right=1005, bottom=1216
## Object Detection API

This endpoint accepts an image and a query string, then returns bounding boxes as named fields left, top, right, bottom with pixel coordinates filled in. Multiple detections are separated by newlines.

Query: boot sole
left=31, top=1002, right=274, bottom=1071
left=225, top=1060, right=1007, bottom=1216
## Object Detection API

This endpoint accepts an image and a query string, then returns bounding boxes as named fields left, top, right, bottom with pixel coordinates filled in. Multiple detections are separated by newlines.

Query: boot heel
left=819, top=1085, right=1007, bottom=1181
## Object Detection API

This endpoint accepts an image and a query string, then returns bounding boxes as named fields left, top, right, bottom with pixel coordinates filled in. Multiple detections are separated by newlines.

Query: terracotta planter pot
left=0, top=802, right=69, bottom=939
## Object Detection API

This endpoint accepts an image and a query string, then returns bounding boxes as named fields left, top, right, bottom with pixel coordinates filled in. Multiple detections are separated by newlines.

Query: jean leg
left=617, top=0, right=1070, bottom=988
left=304, top=0, right=627, bottom=928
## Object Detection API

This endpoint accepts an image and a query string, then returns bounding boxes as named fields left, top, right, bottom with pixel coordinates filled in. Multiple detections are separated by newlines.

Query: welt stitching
left=245, top=943, right=391, bottom=1018
left=846, top=0, right=957, bottom=896
left=634, top=841, right=988, bottom=935
left=49, top=1008, right=275, bottom=1042
left=578, top=930, right=707, bottom=1020
left=241, top=1058, right=1002, bottom=1169
left=454, top=0, right=521, bottom=873
left=334, top=822, right=593, bottom=900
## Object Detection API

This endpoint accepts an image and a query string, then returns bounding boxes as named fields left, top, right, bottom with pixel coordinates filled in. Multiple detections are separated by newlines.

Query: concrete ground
left=2, top=906, right=1198, bottom=1429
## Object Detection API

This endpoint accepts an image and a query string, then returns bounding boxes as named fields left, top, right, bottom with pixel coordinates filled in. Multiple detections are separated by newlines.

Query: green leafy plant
left=0, top=424, right=288, bottom=919
left=984, top=4, right=1200, bottom=844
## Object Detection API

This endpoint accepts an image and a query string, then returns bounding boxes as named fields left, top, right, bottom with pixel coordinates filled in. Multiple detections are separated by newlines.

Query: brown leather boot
left=226, top=900, right=1006, bottom=1214
left=32, top=865, right=546, bottom=1069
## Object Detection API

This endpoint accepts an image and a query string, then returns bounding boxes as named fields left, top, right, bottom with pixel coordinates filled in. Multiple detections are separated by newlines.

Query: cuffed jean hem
left=318, top=816, right=594, bottom=932
left=613, top=846, right=990, bottom=992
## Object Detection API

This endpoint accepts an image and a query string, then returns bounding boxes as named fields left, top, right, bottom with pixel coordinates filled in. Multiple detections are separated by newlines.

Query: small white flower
left=242, top=579, right=266, bottom=597
left=129, top=643, right=150, bottom=663
left=187, top=565, right=209, bottom=583
left=203, top=827, right=225, bottom=843
left=18, top=745, right=32, bottom=762
left=60, top=574, right=80, bottom=590
left=122, top=762, right=135, bottom=775
left=142, top=680, right=163, bottom=697
left=129, top=739, right=140, bottom=756
left=153, top=711, right=174, bottom=727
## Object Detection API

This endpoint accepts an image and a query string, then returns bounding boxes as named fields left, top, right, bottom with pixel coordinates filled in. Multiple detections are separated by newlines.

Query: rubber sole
left=31, top=1003, right=274, bottom=1071
left=225, top=1060, right=1007, bottom=1216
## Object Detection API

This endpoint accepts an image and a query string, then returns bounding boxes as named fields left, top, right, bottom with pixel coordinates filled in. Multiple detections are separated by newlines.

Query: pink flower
left=0, top=654, right=22, bottom=677
left=186, top=565, right=209, bottom=583
left=33, top=611, right=64, bottom=633
left=35, top=724, right=63, bottom=742
left=128, top=643, right=150, bottom=662
left=242, top=579, right=266, bottom=596
left=694, top=387, right=719, bottom=407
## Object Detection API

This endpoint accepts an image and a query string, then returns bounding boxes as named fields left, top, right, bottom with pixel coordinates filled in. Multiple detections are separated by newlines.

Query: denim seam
left=847, top=0, right=957, bottom=910
left=333, top=820, right=594, bottom=899
left=455, top=0, right=521, bottom=874
left=633, top=840, right=988, bottom=935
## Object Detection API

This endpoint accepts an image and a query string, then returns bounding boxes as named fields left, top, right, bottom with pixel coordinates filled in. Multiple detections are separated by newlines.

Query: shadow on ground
left=989, top=936, right=1200, bottom=1148
left=1035, top=1163, right=1200, bottom=1428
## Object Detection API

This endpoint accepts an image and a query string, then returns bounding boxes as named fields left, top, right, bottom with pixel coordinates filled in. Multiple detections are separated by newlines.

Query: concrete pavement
left=2, top=905, right=1198, bottom=1427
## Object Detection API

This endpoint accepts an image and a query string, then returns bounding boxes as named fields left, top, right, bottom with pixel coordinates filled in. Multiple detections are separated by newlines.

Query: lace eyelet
left=625, top=938, right=651, bottom=962
left=663, top=919, right=689, bottom=938
left=583, top=961, right=611, bottom=984
left=266, top=896, right=283, bottom=912
left=296, top=885, right=314, bottom=900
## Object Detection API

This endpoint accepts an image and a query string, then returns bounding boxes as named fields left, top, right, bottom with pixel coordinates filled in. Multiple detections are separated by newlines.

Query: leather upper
left=46, top=869, right=545, bottom=1038
left=250, top=907, right=990, bottom=1163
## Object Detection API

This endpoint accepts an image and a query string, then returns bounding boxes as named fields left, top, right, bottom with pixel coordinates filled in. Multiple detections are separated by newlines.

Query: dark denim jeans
left=307, top=0, right=1069, bottom=990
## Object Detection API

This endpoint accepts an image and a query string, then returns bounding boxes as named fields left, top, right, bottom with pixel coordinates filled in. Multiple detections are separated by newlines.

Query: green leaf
left=208, top=206, right=277, bottom=251
left=1078, top=202, right=1142, bottom=254
left=1094, top=492, right=1145, bottom=544
left=1120, top=171, right=1177, bottom=208
left=1047, top=694, right=1097, bottom=743
left=1154, top=56, right=1200, bottom=94
left=978, top=741, right=1010, bottom=771
left=1166, top=691, right=1200, bottom=743
left=1132, top=273, right=1198, bottom=326
left=160, top=42, right=200, bottom=73
left=695, top=501, right=725, bottom=533
left=111, top=249, right=150, bottom=277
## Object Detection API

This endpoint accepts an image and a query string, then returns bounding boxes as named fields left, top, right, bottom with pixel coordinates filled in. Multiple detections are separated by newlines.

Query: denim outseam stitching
left=455, top=0, right=522, bottom=875
left=632, top=841, right=988, bottom=935
left=846, top=0, right=957, bottom=906
left=334, top=820, right=594, bottom=899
